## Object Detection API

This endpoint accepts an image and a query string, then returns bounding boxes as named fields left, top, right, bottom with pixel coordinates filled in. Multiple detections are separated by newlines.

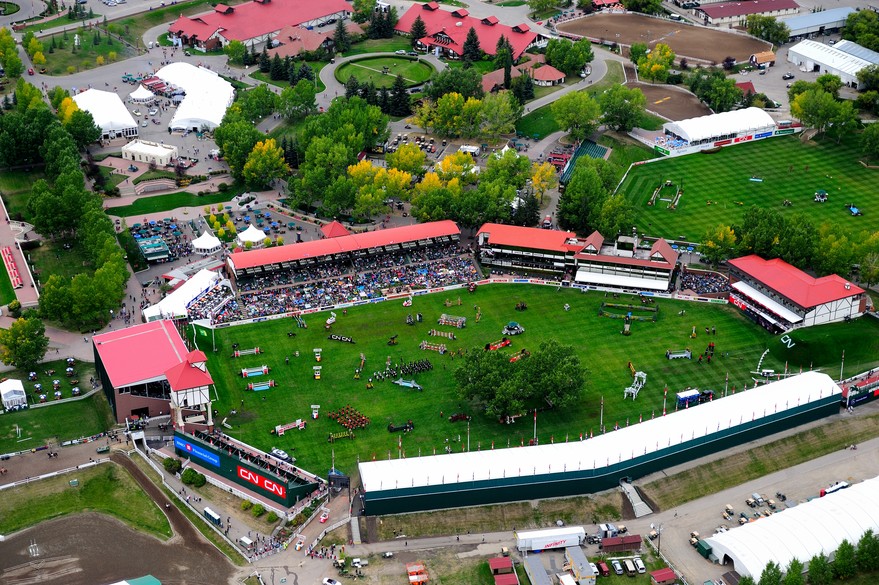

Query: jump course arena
left=556, top=12, right=770, bottom=64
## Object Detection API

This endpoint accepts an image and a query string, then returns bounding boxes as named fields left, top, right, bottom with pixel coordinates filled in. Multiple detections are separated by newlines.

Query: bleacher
left=560, top=140, right=609, bottom=185
left=2, top=247, right=24, bottom=289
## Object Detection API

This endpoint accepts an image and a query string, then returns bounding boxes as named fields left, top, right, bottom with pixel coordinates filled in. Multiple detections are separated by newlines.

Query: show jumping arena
left=557, top=13, right=771, bottom=64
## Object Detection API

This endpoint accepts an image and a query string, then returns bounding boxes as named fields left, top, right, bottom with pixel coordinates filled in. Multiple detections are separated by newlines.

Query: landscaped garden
left=335, top=55, right=434, bottom=88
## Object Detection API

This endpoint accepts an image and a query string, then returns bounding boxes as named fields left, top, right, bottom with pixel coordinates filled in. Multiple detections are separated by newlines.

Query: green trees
left=556, top=157, right=615, bottom=233
left=861, top=122, right=879, bottom=160
left=686, top=68, right=744, bottom=113
left=389, top=74, right=411, bottom=117
left=409, top=15, right=427, bottom=48
left=242, top=139, right=290, bottom=189
left=333, top=18, right=352, bottom=53
left=782, top=559, right=804, bottom=585
left=279, top=79, right=318, bottom=121
left=833, top=540, right=857, bottom=580
left=637, top=43, right=675, bottom=83
left=621, top=0, right=662, bottom=14
left=424, top=67, right=484, bottom=101
left=478, top=92, right=521, bottom=140
left=213, top=112, right=264, bottom=180
left=806, top=554, right=832, bottom=585
left=745, top=15, right=790, bottom=46
left=790, top=88, right=840, bottom=135
left=757, top=561, right=783, bottom=585
left=455, top=339, right=585, bottom=417
left=599, top=85, right=646, bottom=132
left=545, top=38, right=594, bottom=76
left=386, top=143, right=426, bottom=175
left=856, top=530, right=879, bottom=573
left=223, top=39, right=246, bottom=64
left=842, top=10, right=879, bottom=51
left=65, top=109, right=101, bottom=149
left=551, top=91, right=601, bottom=141
left=0, top=315, right=49, bottom=371
left=462, top=27, right=482, bottom=64
left=527, top=0, right=556, bottom=17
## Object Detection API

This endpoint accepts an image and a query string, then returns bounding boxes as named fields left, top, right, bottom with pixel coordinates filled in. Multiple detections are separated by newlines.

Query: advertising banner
left=654, top=146, right=670, bottom=156
left=174, top=436, right=221, bottom=468
left=237, top=465, right=287, bottom=499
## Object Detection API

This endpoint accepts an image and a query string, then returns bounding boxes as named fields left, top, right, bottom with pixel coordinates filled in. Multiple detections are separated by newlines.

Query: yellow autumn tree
left=530, top=161, right=558, bottom=203
left=57, top=97, right=79, bottom=123
left=436, top=150, right=476, bottom=183
left=242, top=139, right=290, bottom=189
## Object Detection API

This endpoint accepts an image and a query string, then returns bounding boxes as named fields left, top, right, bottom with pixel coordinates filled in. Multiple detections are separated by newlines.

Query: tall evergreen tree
left=333, top=19, right=352, bottom=53
left=462, top=27, right=482, bottom=64
left=345, top=75, right=361, bottom=98
left=389, top=74, right=411, bottom=116
left=363, top=82, right=378, bottom=106
left=258, top=47, right=270, bottom=73
left=378, top=86, right=390, bottom=114
left=494, top=35, right=513, bottom=68
left=501, top=49, right=513, bottom=89
left=270, top=53, right=284, bottom=80
left=297, top=62, right=314, bottom=82
left=409, top=15, right=427, bottom=48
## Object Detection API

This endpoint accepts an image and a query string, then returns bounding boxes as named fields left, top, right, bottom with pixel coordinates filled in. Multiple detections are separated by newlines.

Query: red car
left=27, top=68, right=35, bottom=75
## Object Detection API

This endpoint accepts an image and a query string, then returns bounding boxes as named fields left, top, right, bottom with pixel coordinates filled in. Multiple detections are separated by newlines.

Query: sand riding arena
left=557, top=13, right=771, bottom=64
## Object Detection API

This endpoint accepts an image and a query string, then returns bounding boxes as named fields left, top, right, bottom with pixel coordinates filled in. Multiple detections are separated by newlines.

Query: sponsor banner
left=236, top=465, right=287, bottom=499
left=754, top=131, right=773, bottom=139
left=413, top=290, right=429, bottom=296
left=320, top=305, right=335, bottom=311
left=733, top=135, right=753, bottom=144
left=302, top=308, right=318, bottom=315
left=775, top=129, right=795, bottom=136
left=335, top=303, right=353, bottom=309
left=215, top=323, right=231, bottom=329
left=708, top=298, right=728, bottom=304
left=654, top=146, right=670, bottom=156
left=429, top=288, right=445, bottom=293
left=174, top=436, right=220, bottom=468
left=370, top=297, right=386, bottom=303
left=513, top=279, right=530, bottom=284
left=714, top=139, right=732, bottom=147
left=353, top=300, right=369, bottom=306
left=252, top=317, right=267, bottom=323
left=529, top=280, right=547, bottom=285
left=477, top=279, right=491, bottom=285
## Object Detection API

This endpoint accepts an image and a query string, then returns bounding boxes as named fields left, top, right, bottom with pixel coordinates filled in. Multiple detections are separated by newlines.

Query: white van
left=634, top=557, right=646, bottom=574
left=623, top=559, right=636, bottom=577
left=670, top=13, right=683, bottom=20
left=238, top=536, right=254, bottom=550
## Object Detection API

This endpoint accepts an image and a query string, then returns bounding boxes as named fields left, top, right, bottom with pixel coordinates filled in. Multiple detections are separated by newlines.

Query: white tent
left=359, top=371, right=840, bottom=493
left=129, top=84, right=156, bottom=104
left=663, top=107, right=775, bottom=144
left=237, top=224, right=268, bottom=248
left=72, top=88, right=138, bottom=139
left=193, top=231, right=222, bottom=255
left=0, top=379, right=27, bottom=409
left=122, top=140, right=179, bottom=166
left=143, top=269, right=220, bottom=321
left=706, top=475, right=879, bottom=578
left=156, top=62, right=234, bottom=131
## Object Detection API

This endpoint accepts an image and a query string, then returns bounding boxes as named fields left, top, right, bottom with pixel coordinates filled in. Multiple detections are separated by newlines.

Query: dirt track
left=558, top=13, right=770, bottom=63
left=629, top=82, right=712, bottom=120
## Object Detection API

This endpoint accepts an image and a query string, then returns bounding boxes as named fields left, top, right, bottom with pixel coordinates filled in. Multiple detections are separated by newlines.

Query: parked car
left=141, top=120, right=148, bottom=127
left=269, top=447, right=292, bottom=462
left=28, top=68, right=35, bottom=75
left=148, top=108, right=159, bottom=116
left=407, top=51, right=418, bottom=57
left=322, top=579, right=340, bottom=585
left=611, top=560, right=623, bottom=575
left=395, top=50, right=406, bottom=55
left=319, top=511, right=329, bottom=523
left=782, top=72, right=794, bottom=80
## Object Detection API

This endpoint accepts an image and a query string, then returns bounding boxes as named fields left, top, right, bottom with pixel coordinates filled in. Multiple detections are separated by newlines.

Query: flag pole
left=840, top=350, right=845, bottom=382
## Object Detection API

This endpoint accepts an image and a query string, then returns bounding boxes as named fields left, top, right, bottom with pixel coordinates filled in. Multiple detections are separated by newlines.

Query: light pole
left=657, top=523, right=663, bottom=554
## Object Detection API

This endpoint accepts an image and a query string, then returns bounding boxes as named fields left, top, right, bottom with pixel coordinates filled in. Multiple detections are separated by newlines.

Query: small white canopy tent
left=237, top=224, right=268, bottom=249
left=143, top=269, right=220, bottom=321
left=0, top=379, right=27, bottom=409
left=129, top=85, right=156, bottom=104
left=193, top=231, right=222, bottom=255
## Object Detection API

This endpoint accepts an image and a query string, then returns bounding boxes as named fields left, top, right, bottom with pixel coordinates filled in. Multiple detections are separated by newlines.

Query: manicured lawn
left=497, top=0, right=527, bottom=5
left=29, top=237, right=96, bottom=281
left=345, top=37, right=414, bottom=57
left=24, top=11, right=97, bottom=36
left=599, top=134, right=654, bottom=178
left=0, top=263, right=16, bottom=305
left=196, top=284, right=879, bottom=477
left=99, top=165, right=127, bottom=188
left=133, top=169, right=176, bottom=184
left=108, top=190, right=241, bottom=217
left=251, top=64, right=327, bottom=93
left=0, top=365, right=113, bottom=455
left=638, top=111, right=666, bottom=131
left=617, top=136, right=879, bottom=243
left=335, top=56, right=434, bottom=88
left=0, top=463, right=172, bottom=538
left=42, top=26, right=133, bottom=75
left=0, top=1, right=21, bottom=16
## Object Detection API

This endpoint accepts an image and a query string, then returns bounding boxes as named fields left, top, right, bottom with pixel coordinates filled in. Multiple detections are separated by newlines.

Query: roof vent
left=456, top=21, right=463, bottom=27
left=845, top=282, right=851, bottom=290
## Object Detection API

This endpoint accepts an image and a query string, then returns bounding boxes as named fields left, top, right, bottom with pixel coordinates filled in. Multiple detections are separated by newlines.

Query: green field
left=196, top=284, right=879, bottom=477
left=335, top=56, right=434, bottom=88
left=107, top=190, right=240, bottom=218
left=618, top=135, right=879, bottom=243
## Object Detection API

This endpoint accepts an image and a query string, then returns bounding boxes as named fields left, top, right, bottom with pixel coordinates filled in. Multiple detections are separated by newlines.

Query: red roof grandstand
left=728, top=255, right=864, bottom=308
left=321, top=220, right=351, bottom=239
left=477, top=223, right=582, bottom=254
left=168, top=0, right=351, bottom=46
left=93, top=320, right=189, bottom=388
left=395, top=4, right=539, bottom=59
left=229, top=220, right=460, bottom=271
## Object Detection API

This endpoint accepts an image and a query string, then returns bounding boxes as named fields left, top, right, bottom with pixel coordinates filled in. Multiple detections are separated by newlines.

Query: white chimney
left=456, top=21, right=463, bottom=27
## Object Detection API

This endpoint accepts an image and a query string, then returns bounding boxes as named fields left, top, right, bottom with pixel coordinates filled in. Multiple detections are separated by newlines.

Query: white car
left=395, top=50, right=406, bottom=55
left=141, top=120, right=148, bottom=127
left=323, top=579, right=340, bottom=585
left=148, top=108, right=158, bottom=116
left=269, top=447, right=291, bottom=462
left=132, top=110, right=141, bottom=116
left=589, top=562, right=599, bottom=575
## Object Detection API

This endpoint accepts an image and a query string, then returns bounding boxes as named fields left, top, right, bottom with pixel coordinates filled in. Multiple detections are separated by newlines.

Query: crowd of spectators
left=210, top=245, right=478, bottom=324
left=681, top=271, right=730, bottom=295
left=187, top=284, right=235, bottom=320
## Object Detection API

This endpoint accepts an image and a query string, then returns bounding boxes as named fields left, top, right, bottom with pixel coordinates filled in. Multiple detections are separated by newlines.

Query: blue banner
left=754, top=131, right=773, bottom=139
left=174, top=436, right=221, bottom=467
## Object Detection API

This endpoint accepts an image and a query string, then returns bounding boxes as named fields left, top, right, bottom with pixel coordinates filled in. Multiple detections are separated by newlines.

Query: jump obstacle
left=294, top=315, right=307, bottom=328
left=429, top=329, right=457, bottom=340
left=393, top=378, right=423, bottom=391
left=510, top=349, right=530, bottom=363
left=233, top=347, right=261, bottom=358
left=438, top=314, right=466, bottom=328
left=624, top=371, right=647, bottom=400
left=314, top=348, right=322, bottom=362
left=666, top=348, right=692, bottom=360
left=599, top=303, right=659, bottom=322
left=241, top=365, right=270, bottom=378
left=328, top=430, right=355, bottom=442
left=420, top=341, right=447, bottom=354
left=275, top=419, right=306, bottom=435
left=486, top=337, right=511, bottom=351
left=247, top=380, right=276, bottom=391
left=648, top=179, right=683, bottom=210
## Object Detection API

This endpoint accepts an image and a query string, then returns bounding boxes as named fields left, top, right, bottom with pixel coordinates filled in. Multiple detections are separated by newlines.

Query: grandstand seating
left=560, top=140, right=609, bottom=184
left=2, top=246, right=24, bottom=289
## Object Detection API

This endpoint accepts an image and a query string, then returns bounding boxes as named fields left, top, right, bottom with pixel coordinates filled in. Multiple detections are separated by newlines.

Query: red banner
left=237, top=466, right=287, bottom=498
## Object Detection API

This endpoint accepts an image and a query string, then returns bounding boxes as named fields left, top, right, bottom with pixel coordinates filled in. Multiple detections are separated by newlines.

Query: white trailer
left=515, top=526, right=586, bottom=552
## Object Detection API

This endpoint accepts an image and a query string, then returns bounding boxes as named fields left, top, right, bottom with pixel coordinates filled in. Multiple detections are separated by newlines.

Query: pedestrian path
left=620, top=479, right=654, bottom=518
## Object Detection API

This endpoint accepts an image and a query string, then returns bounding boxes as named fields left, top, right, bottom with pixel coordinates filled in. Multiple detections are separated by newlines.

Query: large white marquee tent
left=156, top=63, right=234, bottom=131
left=72, top=89, right=138, bottom=139
left=706, top=475, right=879, bottom=578
left=143, top=269, right=220, bottom=321
left=662, top=107, right=775, bottom=145
left=0, top=378, right=27, bottom=409
left=359, top=371, right=841, bottom=493
left=237, top=224, right=268, bottom=248
left=193, top=231, right=223, bottom=255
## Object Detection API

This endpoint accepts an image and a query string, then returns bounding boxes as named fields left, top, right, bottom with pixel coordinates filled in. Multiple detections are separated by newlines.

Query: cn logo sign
left=780, top=335, right=796, bottom=349
left=237, top=466, right=286, bottom=498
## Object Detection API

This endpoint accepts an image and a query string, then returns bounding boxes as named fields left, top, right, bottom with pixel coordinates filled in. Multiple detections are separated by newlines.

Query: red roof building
left=650, top=568, right=677, bottom=585
left=494, top=574, right=519, bottom=585
left=267, top=21, right=364, bottom=59
left=696, top=0, right=799, bottom=25
left=93, top=320, right=215, bottom=423
left=168, top=0, right=352, bottom=50
left=727, top=255, right=866, bottom=331
left=489, top=557, right=514, bottom=574
left=395, top=4, right=541, bottom=60
left=321, top=220, right=352, bottom=239
left=476, top=224, right=678, bottom=291
left=736, top=81, right=757, bottom=95
left=227, top=220, right=460, bottom=276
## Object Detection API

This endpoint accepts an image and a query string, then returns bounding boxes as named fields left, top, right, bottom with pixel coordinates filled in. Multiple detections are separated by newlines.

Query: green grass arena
left=618, top=136, right=878, bottom=242
left=195, top=284, right=879, bottom=478
left=334, top=56, right=434, bottom=88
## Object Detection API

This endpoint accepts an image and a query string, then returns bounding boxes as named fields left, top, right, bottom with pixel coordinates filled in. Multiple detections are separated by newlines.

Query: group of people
left=187, top=285, right=234, bottom=320
left=371, top=359, right=434, bottom=381
left=681, top=271, right=730, bottom=295
left=210, top=246, right=478, bottom=324
left=328, top=406, right=370, bottom=430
